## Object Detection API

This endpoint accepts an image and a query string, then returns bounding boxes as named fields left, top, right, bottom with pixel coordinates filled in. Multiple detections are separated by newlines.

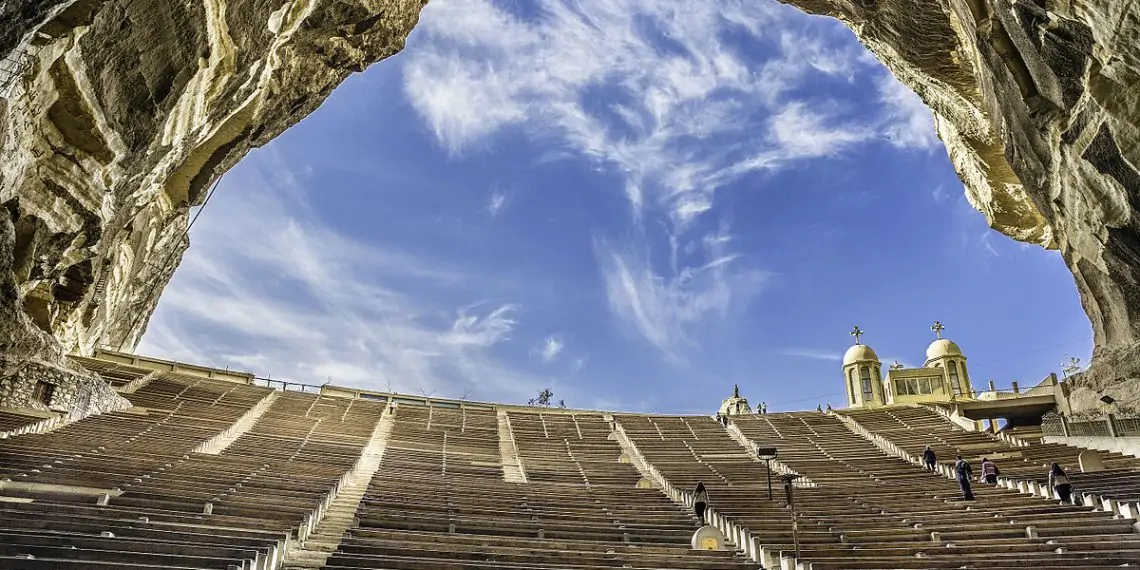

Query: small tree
left=527, top=388, right=565, bottom=408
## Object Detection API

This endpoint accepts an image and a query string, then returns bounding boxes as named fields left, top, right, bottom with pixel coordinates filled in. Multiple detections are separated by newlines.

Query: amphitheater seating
left=729, top=412, right=1140, bottom=569
left=322, top=406, right=755, bottom=569
left=1001, top=424, right=1045, bottom=443
left=0, top=410, right=43, bottom=433
left=839, top=406, right=1140, bottom=508
left=6, top=354, right=1140, bottom=569
left=0, top=374, right=319, bottom=569
left=0, top=375, right=273, bottom=488
left=616, top=414, right=835, bottom=559
left=69, top=356, right=154, bottom=388
left=111, top=391, right=384, bottom=527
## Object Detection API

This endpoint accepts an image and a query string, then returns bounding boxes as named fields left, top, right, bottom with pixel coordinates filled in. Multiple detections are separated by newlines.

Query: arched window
left=948, top=361, right=962, bottom=396
left=860, top=366, right=873, bottom=402
left=847, top=369, right=856, bottom=404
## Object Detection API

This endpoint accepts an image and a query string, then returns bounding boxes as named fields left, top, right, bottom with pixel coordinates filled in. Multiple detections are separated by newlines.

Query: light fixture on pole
left=756, top=447, right=778, bottom=500
left=779, top=473, right=802, bottom=561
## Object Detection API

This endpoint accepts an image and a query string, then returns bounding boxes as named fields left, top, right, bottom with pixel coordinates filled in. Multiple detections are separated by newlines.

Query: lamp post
left=756, top=447, right=778, bottom=500
left=779, top=473, right=802, bottom=560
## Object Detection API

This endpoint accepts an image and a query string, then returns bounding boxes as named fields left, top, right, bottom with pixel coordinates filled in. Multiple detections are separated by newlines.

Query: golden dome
left=843, top=344, right=880, bottom=366
left=925, top=338, right=963, bottom=361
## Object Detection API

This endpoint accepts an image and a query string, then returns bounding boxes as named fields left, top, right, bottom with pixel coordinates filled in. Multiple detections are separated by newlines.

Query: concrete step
left=300, top=538, right=340, bottom=550
left=498, top=410, right=527, bottom=483
left=282, top=405, right=395, bottom=568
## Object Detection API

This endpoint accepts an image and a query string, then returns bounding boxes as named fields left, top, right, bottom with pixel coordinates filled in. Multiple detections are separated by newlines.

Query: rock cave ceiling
left=0, top=0, right=1138, bottom=412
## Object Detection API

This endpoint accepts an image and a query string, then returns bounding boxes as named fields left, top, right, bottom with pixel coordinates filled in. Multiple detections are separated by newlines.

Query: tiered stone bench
left=6, top=357, right=1140, bottom=569
left=616, top=414, right=826, bottom=568
left=0, top=373, right=291, bottom=568
left=839, top=406, right=1140, bottom=516
left=731, top=412, right=1140, bottom=569
left=0, top=410, right=45, bottom=434
left=69, top=356, right=156, bottom=391
left=320, top=406, right=757, bottom=569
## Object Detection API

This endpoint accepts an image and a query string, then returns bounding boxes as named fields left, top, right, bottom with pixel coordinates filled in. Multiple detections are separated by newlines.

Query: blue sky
left=138, top=0, right=1092, bottom=413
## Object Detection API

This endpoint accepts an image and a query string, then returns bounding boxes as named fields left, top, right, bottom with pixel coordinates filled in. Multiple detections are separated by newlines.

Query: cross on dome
left=850, top=325, right=864, bottom=344
left=931, top=321, right=945, bottom=339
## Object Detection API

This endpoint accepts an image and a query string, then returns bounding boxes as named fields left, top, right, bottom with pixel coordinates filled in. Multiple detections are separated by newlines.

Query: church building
left=843, top=322, right=975, bottom=409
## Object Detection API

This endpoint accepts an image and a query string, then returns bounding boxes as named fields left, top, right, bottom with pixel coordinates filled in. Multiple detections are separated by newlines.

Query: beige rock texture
left=0, top=0, right=1138, bottom=413
left=776, top=0, right=1140, bottom=412
left=0, top=1, right=425, bottom=385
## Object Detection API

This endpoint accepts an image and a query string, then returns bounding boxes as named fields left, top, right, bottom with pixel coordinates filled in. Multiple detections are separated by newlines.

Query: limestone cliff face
left=2, top=0, right=1139, bottom=413
left=0, top=0, right=425, bottom=376
left=778, top=0, right=1140, bottom=410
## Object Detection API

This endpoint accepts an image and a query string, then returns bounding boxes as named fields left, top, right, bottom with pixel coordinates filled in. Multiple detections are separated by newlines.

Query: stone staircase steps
left=498, top=410, right=528, bottom=483
left=192, top=390, right=282, bottom=454
left=610, top=422, right=757, bottom=562
left=116, top=371, right=157, bottom=394
left=283, top=404, right=395, bottom=569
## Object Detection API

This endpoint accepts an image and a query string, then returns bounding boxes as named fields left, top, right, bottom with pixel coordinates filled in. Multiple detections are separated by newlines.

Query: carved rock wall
left=778, top=0, right=1140, bottom=411
left=0, top=0, right=426, bottom=381
left=0, top=0, right=1138, bottom=413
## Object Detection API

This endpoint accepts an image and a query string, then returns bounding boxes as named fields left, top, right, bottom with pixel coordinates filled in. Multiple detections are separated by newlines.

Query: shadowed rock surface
left=1, top=0, right=1139, bottom=412
left=776, top=0, right=1140, bottom=411
left=0, top=0, right=425, bottom=379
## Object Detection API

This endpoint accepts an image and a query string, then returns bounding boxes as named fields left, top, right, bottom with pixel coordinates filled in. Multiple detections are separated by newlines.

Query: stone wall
left=0, top=361, right=129, bottom=420
left=1, top=0, right=1140, bottom=414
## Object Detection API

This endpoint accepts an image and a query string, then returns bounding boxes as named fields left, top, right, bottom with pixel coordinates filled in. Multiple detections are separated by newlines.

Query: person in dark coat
left=922, top=445, right=937, bottom=471
left=1049, top=463, right=1075, bottom=505
left=980, top=457, right=1000, bottom=484
left=955, top=455, right=975, bottom=500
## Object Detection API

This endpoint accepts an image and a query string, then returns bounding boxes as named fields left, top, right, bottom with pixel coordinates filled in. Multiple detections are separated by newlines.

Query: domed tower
left=924, top=321, right=974, bottom=399
left=843, top=326, right=885, bottom=408
left=718, top=384, right=752, bottom=416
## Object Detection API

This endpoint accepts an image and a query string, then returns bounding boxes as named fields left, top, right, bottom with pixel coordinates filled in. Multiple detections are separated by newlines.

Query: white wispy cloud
left=980, top=231, right=1000, bottom=257
left=537, top=335, right=565, bottom=363
left=487, top=188, right=508, bottom=216
left=404, top=0, right=937, bottom=358
left=570, top=357, right=586, bottom=373
left=932, top=184, right=947, bottom=202
left=405, top=0, right=930, bottom=225
left=775, top=348, right=844, bottom=362
left=596, top=227, right=771, bottom=359
left=138, top=151, right=545, bottom=403
left=875, top=75, right=939, bottom=150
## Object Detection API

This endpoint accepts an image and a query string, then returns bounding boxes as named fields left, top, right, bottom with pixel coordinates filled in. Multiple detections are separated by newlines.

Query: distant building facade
left=844, top=322, right=975, bottom=409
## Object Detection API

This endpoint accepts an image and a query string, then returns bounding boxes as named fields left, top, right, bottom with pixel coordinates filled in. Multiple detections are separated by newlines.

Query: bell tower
left=843, top=325, right=885, bottom=408
left=924, top=321, right=973, bottom=398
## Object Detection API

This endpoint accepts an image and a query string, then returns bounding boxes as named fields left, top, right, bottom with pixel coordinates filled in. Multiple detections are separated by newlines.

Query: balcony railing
left=1042, top=412, right=1140, bottom=438
left=252, top=377, right=323, bottom=393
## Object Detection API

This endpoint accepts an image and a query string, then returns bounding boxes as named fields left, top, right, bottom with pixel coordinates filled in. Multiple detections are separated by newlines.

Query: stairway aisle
left=497, top=409, right=528, bottom=482
left=284, top=404, right=396, bottom=569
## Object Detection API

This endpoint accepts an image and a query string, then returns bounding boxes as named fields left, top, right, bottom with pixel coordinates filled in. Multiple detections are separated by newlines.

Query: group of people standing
left=922, top=445, right=1076, bottom=504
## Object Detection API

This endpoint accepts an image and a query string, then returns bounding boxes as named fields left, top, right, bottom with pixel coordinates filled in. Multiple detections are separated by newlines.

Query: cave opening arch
left=0, top=0, right=1136, bottom=413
